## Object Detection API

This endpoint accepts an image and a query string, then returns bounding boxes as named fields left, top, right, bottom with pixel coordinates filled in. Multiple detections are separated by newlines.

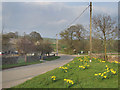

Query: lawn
left=45, top=56, right=60, bottom=61
left=12, top=56, right=118, bottom=88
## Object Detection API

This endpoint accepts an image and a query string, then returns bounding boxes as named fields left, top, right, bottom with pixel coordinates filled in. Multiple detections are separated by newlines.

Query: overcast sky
left=2, top=2, right=118, bottom=38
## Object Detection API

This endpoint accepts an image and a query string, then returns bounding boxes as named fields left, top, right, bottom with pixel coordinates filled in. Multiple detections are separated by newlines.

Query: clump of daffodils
left=59, top=66, right=68, bottom=73
left=79, top=63, right=90, bottom=70
left=111, top=61, right=119, bottom=64
left=78, top=58, right=83, bottom=62
left=94, top=65, right=117, bottom=80
left=64, top=79, right=74, bottom=87
left=94, top=73, right=107, bottom=79
left=51, top=76, right=56, bottom=81
left=105, top=65, right=117, bottom=75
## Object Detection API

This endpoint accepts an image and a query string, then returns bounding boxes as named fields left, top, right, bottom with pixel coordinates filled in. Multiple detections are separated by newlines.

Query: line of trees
left=59, top=14, right=118, bottom=61
left=2, top=31, right=53, bottom=62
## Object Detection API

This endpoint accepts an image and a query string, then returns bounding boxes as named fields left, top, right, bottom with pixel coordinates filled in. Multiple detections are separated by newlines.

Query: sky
left=2, top=2, right=118, bottom=39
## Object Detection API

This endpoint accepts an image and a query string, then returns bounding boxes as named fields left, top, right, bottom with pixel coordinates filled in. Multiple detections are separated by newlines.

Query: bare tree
left=35, top=40, right=53, bottom=59
left=16, top=37, right=35, bottom=62
left=92, top=14, right=117, bottom=61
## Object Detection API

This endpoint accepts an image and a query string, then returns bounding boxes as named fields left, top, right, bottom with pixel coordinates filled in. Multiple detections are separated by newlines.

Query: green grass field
left=13, top=56, right=118, bottom=88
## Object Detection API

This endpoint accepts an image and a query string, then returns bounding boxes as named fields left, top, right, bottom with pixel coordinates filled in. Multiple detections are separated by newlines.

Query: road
left=2, top=54, right=76, bottom=88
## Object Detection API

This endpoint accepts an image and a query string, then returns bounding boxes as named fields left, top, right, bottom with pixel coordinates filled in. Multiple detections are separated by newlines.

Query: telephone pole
left=56, top=34, right=58, bottom=56
left=90, top=2, right=92, bottom=61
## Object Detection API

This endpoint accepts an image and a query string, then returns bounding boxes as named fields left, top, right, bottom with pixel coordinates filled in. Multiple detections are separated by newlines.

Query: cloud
left=93, top=6, right=118, bottom=17
left=2, top=2, right=117, bottom=38
left=24, top=2, right=54, bottom=6
left=47, top=19, right=67, bottom=25
left=0, top=2, right=2, bottom=31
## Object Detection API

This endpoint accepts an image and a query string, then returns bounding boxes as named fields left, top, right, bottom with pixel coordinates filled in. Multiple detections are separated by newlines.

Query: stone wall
left=2, top=56, right=19, bottom=65
left=2, top=56, right=40, bottom=65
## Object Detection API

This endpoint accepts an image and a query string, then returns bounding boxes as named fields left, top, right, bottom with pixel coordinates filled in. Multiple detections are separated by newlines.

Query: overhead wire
left=64, top=4, right=90, bottom=30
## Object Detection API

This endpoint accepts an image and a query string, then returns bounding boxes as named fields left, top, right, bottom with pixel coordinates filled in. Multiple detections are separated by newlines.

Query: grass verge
left=12, top=56, right=118, bottom=88
left=2, top=61, right=43, bottom=70
left=45, top=56, right=60, bottom=61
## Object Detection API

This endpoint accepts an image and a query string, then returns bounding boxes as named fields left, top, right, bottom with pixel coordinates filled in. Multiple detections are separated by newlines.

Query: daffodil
left=59, top=67, right=62, bottom=69
left=102, top=61, right=105, bottom=63
left=112, top=71, right=116, bottom=74
left=104, top=76, right=107, bottom=78
left=64, top=79, right=74, bottom=85
left=67, top=64, right=70, bottom=66
left=101, top=74, right=104, bottom=77
left=104, top=72, right=106, bottom=74
left=94, top=74, right=98, bottom=76
left=99, top=73, right=101, bottom=75
left=87, top=65, right=90, bottom=67
left=65, top=70, right=67, bottom=72
left=64, top=79, right=67, bottom=81
left=83, top=67, right=85, bottom=69
left=107, top=68, right=109, bottom=70
left=115, top=61, right=118, bottom=63
left=51, top=76, right=56, bottom=81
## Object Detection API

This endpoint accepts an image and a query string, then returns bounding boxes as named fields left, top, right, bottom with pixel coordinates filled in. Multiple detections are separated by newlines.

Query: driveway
left=2, top=54, right=75, bottom=88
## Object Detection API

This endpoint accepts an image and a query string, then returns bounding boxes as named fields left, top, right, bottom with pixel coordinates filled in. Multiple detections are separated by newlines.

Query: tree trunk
left=41, top=53, right=44, bottom=60
left=41, top=55, right=43, bottom=60
left=25, top=54, right=27, bottom=62
left=104, top=37, right=107, bottom=61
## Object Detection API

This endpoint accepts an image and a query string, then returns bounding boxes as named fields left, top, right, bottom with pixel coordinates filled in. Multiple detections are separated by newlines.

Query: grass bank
left=13, top=56, right=118, bottom=88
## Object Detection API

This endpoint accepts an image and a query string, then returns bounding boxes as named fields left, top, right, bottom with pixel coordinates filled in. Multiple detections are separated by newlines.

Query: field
left=13, top=56, right=118, bottom=88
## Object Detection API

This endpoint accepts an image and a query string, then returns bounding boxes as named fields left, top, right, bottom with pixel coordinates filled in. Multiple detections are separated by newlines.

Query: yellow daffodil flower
left=94, top=74, right=98, bottom=76
left=104, top=76, right=107, bottom=78
left=64, top=79, right=67, bottom=81
left=87, top=65, right=90, bottom=67
left=102, top=61, right=105, bottom=63
left=104, top=72, right=106, bottom=74
left=65, top=70, right=67, bottom=72
left=67, top=64, right=70, bottom=66
left=101, top=74, right=104, bottom=77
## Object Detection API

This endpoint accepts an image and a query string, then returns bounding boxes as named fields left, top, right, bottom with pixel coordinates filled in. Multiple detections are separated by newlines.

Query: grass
left=12, top=56, right=118, bottom=88
left=2, top=61, right=43, bottom=69
left=45, top=56, right=60, bottom=61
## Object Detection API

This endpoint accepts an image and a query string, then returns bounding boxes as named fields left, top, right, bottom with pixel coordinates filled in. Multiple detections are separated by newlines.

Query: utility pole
left=56, top=34, right=58, bottom=56
left=90, top=2, right=92, bottom=61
